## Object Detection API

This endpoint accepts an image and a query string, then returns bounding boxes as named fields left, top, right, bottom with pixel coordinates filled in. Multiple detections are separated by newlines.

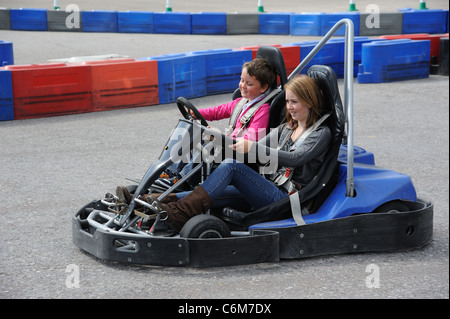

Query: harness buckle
left=285, top=168, right=291, bottom=178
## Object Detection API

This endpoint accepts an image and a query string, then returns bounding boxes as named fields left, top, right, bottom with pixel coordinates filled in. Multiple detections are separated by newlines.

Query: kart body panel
left=72, top=196, right=433, bottom=267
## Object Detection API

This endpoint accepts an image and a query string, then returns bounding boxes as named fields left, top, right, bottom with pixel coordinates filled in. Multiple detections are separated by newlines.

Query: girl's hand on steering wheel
left=189, top=109, right=197, bottom=119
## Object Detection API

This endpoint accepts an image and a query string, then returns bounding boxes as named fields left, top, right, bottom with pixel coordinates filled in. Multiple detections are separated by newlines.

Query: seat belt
left=225, top=88, right=281, bottom=136
left=239, top=88, right=281, bottom=127
left=288, top=113, right=332, bottom=226
left=289, top=191, right=306, bottom=226
left=270, top=113, right=331, bottom=191
left=225, top=98, right=247, bottom=136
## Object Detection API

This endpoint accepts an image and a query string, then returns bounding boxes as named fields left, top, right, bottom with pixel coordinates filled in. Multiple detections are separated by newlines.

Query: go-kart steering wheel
left=177, top=97, right=208, bottom=127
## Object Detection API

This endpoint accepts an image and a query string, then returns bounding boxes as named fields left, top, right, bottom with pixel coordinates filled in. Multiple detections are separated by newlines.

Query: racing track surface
left=1, top=0, right=448, bottom=299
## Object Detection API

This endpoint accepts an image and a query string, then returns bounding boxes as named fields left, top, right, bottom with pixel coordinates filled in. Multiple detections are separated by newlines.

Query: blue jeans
left=176, top=159, right=288, bottom=211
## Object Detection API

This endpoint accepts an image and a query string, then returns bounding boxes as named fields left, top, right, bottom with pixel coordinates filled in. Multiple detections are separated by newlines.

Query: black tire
left=180, top=215, right=231, bottom=239
left=372, top=200, right=410, bottom=214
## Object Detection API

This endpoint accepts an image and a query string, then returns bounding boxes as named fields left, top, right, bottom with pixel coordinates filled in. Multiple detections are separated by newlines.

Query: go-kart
left=72, top=19, right=433, bottom=267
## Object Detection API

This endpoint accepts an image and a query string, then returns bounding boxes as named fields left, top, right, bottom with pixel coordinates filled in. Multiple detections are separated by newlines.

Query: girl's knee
left=222, top=158, right=237, bottom=165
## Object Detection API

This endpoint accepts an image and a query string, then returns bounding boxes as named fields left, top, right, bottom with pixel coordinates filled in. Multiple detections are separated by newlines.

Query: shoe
left=220, top=207, right=247, bottom=221
left=219, top=208, right=249, bottom=230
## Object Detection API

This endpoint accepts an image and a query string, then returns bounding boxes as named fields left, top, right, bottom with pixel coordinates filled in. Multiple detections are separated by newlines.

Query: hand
left=229, top=139, right=253, bottom=154
left=189, top=109, right=197, bottom=119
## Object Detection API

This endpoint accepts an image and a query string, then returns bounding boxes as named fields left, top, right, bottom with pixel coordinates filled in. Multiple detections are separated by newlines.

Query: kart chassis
left=72, top=19, right=434, bottom=267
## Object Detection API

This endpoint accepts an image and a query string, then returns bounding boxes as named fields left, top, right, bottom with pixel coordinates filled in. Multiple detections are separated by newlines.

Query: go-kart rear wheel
left=180, top=215, right=231, bottom=239
left=372, top=200, right=410, bottom=214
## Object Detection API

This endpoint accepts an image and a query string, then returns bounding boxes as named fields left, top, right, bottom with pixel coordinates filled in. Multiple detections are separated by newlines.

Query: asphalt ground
left=0, top=0, right=448, bottom=300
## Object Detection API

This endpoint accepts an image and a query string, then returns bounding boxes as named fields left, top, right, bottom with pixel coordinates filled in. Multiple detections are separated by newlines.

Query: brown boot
left=116, top=186, right=133, bottom=204
left=159, top=186, right=213, bottom=232
left=116, top=186, right=177, bottom=205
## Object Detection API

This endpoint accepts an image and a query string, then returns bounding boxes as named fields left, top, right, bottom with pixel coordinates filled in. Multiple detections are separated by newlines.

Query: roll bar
left=288, top=19, right=355, bottom=197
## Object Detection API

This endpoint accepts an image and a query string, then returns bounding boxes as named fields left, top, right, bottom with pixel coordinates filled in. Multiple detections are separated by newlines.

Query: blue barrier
left=0, top=41, right=14, bottom=66
left=289, top=12, right=324, bottom=36
left=401, top=9, right=448, bottom=34
left=0, top=70, right=14, bottom=121
left=191, top=12, right=226, bottom=35
left=141, top=53, right=206, bottom=103
left=188, top=49, right=252, bottom=95
left=81, top=11, right=118, bottom=33
left=259, top=12, right=291, bottom=35
left=286, top=40, right=341, bottom=77
left=10, top=8, right=48, bottom=31
left=153, top=12, right=191, bottom=34
left=118, top=11, right=153, bottom=33
left=358, top=39, right=430, bottom=83
left=329, top=37, right=383, bottom=77
left=321, top=12, right=360, bottom=36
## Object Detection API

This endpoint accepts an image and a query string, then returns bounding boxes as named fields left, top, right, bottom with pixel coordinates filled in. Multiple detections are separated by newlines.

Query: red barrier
left=1, top=63, right=92, bottom=119
left=380, top=33, right=449, bottom=63
left=76, top=59, right=159, bottom=111
left=238, top=44, right=300, bottom=80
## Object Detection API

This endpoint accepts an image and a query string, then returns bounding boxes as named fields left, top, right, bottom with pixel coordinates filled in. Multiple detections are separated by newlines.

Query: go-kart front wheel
left=180, top=215, right=231, bottom=239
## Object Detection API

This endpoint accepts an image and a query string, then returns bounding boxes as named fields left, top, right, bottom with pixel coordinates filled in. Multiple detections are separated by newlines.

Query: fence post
left=418, top=0, right=428, bottom=9
left=166, top=0, right=173, bottom=12
left=347, top=0, right=357, bottom=11
left=258, top=0, right=264, bottom=13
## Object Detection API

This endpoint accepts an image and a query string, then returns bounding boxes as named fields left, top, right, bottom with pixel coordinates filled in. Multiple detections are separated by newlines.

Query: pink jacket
left=198, top=98, right=270, bottom=141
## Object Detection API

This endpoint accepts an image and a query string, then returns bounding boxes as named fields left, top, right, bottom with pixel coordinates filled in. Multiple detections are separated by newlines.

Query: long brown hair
left=283, top=75, right=323, bottom=130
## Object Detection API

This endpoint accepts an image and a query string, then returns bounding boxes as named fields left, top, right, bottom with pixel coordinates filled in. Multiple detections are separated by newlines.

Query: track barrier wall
left=0, top=8, right=448, bottom=120
left=2, top=8, right=447, bottom=35
left=2, top=63, right=92, bottom=119
left=77, top=59, right=159, bottom=111
left=357, top=39, right=431, bottom=83
left=140, top=53, right=206, bottom=104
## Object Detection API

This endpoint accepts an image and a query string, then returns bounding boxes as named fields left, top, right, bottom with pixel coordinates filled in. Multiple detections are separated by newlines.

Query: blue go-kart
left=72, top=20, right=433, bottom=267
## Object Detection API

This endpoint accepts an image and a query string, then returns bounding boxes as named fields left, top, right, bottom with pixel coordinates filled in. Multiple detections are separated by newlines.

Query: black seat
left=299, top=65, right=345, bottom=207
left=232, top=46, right=288, bottom=100
left=224, top=65, right=345, bottom=226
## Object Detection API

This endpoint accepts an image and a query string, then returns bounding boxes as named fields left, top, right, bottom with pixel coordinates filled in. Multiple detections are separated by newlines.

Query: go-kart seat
left=300, top=65, right=345, bottom=209
left=224, top=65, right=345, bottom=226
left=232, top=46, right=288, bottom=100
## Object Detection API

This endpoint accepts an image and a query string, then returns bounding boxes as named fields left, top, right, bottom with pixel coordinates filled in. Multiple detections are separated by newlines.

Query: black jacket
left=252, top=121, right=332, bottom=188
